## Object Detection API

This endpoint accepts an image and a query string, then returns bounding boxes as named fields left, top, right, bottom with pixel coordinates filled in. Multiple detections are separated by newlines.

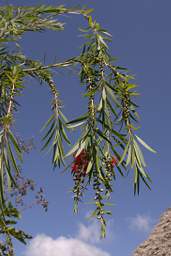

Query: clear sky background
left=2, top=0, right=171, bottom=255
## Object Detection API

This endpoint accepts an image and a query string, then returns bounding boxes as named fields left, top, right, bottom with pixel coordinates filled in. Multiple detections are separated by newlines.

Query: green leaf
left=116, top=165, right=124, bottom=176
left=126, top=84, right=137, bottom=90
left=100, top=30, right=112, bottom=37
left=74, top=140, right=87, bottom=158
left=85, top=160, right=93, bottom=174
left=4, top=158, right=17, bottom=188
left=105, top=86, right=121, bottom=107
left=138, top=168, right=151, bottom=190
left=131, top=146, right=136, bottom=168
left=134, top=165, right=139, bottom=194
left=138, top=166, right=148, bottom=179
left=106, top=98, right=118, bottom=117
left=118, top=140, right=130, bottom=166
left=8, top=130, right=22, bottom=161
left=42, top=121, right=55, bottom=141
left=66, top=113, right=88, bottom=125
left=133, top=144, right=142, bottom=169
left=102, top=87, right=107, bottom=101
left=66, top=120, right=86, bottom=129
left=96, top=129, right=112, bottom=145
left=100, top=219, right=106, bottom=238
left=104, top=202, right=114, bottom=207
left=135, top=135, right=156, bottom=153
left=98, top=35, right=108, bottom=48
left=65, top=141, right=80, bottom=158
left=41, top=114, right=54, bottom=131
left=126, top=145, right=131, bottom=166
left=59, top=110, right=69, bottom=123
left=59, top=119, right=71, bottom=144
left=130, top=92, right=140, bottom=96
left=88, top=16, right=93, bottom=27
left=7, top=142, right=20, bottom=175
left=97, top=98, right=103, bottom=111
left=111, top=129, right=126, bottom=143
left=97, top=119, right=126, bottom=142
left=83, top=8, right=94, bottom=15
left=133, top=139, right=146, bottom=167
left=41, top=128, right=55, bottom=151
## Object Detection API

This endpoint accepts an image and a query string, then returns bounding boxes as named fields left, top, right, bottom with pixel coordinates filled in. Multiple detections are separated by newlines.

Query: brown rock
left=133, top=208, right=171, bottom=256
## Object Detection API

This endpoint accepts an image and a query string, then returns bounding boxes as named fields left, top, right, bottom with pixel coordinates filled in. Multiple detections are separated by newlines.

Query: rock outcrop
left=133, top=208, right=171, bottom=256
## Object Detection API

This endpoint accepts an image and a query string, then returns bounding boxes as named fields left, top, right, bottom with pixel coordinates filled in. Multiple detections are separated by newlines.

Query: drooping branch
left=23, top=59, right=78, bottom=73
left=0, top=5, right=93, bottom=41
left=0, top=4, right=156, bottom=250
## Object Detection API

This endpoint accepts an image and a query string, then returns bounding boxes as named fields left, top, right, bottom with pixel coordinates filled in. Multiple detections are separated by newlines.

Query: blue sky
left=3, top=0, right=171, bottom=255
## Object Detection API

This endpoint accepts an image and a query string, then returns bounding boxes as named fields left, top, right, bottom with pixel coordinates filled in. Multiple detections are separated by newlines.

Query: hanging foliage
left=0, top=4, right=156, bottom=253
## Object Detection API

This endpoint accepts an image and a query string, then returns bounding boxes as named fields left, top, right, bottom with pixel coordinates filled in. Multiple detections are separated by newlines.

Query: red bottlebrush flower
left=71, top=163, right=78, bottom=172
left=110, top=156, right=118, bottom=167
left=71, top=149, right=89, bottom=176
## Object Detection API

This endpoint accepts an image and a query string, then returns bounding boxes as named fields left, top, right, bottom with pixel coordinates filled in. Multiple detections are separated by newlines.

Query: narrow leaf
left=118, top=140, right=130, bottom=166
left=135, top=135, right=156, bottom=153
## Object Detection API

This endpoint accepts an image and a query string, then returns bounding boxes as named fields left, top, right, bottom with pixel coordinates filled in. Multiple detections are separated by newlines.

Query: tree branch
left=23, top=59, right=79, bottom=73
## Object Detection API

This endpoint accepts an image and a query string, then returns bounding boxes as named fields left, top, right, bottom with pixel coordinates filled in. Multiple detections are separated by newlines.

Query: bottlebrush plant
left=0, top=4, right=156, bottom=253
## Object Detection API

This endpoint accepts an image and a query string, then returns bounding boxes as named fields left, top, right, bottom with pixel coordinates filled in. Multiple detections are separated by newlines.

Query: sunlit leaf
left=135, top=135, right=156, bottom=153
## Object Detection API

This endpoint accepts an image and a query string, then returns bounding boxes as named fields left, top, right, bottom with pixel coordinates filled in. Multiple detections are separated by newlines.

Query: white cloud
left=24, top=213, right=114, bottom=256
left=24, top=234, right=111, bottom=256
left=77, top=219, right=114, bottom=244
left=77, top=221, right=101, bottom=244
left=129, top=214, right=152, bottom=232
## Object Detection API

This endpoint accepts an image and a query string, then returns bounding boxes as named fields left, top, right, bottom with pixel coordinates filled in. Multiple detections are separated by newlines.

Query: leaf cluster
left=0, top=4, right=156, bottom=252
left=0, top=202, right=31, bottom=256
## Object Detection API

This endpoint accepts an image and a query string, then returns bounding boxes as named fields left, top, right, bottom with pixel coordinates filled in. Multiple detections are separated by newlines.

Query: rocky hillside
left=133, top=208, right=171, bottom=256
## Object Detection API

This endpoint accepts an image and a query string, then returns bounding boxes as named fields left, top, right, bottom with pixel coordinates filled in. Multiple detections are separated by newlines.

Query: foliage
left=0, top=202, right=31, bottom=256
left=0, top=4, right=156, bottom=254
